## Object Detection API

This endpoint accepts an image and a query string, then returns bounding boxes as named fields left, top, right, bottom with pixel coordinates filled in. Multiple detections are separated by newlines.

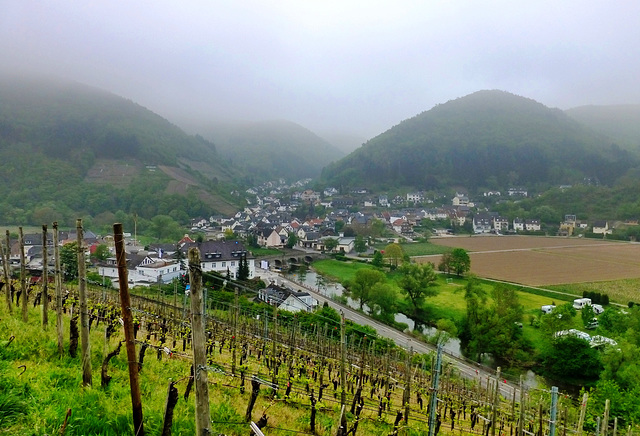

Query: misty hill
left=565, top=104, right=640, bottom=149
left=321, top=90, right=639, bottom=191
left=0, top=74, right=242, bottom=225
left=196, top=120, right=346, bottom=183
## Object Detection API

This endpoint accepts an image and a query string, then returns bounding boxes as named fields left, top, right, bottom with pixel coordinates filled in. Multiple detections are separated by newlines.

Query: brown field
left=417, top=235, right=640, bottom=287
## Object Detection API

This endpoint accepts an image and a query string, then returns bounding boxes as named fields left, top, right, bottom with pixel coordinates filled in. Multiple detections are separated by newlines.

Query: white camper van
left=573, top=298, right=592, bottom=310
left=541, top=305, right=556, bottom=314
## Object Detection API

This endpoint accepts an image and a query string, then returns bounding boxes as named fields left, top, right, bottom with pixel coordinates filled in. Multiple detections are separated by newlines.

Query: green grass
left=249, top=246, right=283, bottom=256
left=373, top=241, right=451, bottom=256
left=312, top=259, right=376, bottom=282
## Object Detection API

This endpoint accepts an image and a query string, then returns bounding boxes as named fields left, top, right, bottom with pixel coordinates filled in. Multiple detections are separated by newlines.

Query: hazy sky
left=2, top=1, right=639, bottom=138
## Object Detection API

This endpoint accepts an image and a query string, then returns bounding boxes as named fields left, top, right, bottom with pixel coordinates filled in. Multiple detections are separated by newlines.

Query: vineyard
left=0, top=278, right=634, bottom=434
left=0, top=228, right=637, bottom=435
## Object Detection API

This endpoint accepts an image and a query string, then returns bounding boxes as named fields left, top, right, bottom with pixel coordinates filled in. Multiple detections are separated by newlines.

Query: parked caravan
left=573, top=298, right=592, bottom=310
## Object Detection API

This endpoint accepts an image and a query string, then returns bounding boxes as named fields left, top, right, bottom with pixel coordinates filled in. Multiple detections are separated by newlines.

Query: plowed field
left=416, top=235, right=640, bottom=286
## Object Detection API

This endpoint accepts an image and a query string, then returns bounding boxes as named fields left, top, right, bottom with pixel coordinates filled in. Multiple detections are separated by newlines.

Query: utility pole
left=188, top=247, right=211, bottom=436
left=114, top=223, right=144, bottom=436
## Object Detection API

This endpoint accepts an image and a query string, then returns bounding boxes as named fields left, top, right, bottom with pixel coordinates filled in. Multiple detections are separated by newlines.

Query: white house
left=257, top=283, right=318, bottom=313
left=473, top=214, right=493, bottom=234
left=181, top=240, right=255, bottom=280
left=525, top=219, right=541, bottom=231
left=98, top=256, right=182, bottom=288
left=592, top=221, right=611, bottom=235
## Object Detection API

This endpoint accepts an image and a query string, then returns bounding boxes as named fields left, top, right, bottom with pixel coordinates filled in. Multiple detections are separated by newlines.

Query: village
left=4, top=179, right=625, bottom=302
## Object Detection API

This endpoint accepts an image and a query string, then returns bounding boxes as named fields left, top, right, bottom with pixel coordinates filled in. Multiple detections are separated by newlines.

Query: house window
left=231, top=261, right=235, bottom=267
left=222, top=262, right=226, bottom=267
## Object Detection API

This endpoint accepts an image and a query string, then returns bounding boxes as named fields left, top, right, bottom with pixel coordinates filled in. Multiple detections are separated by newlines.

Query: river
left=285, top=267, right=464, bottom=357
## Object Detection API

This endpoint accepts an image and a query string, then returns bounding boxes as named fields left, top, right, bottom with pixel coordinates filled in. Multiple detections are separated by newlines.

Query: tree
left=245, top=233, right=259, bottom=248
left=344, top=268, right=386, bottom=311
left=92, top=244, right=110, bottom=262
left=342, top=226, right=356, bottom=237
left=368, top=282, right=398, bottom=323
left=541, top=335, right=602, bottom=379
left=397, top=262, right=437, bottom=314
left=438, top=252, right=453, bottom=274
left=237, top=254, right=250, bottom=281
left=354, top=235, right=367, bottom=254
left=460, top=281, right=525, bottom=362
left=450, top=248, right=471, bottom=276
left=540, top=303, right=576, bottom=336
left=150, top=215, right=183, bottom=241
left=60, top=242, right=79, bottom=281
left=581, top=304, right=596, bottom=328
left=370, top=219, right=386, bottom=238
left=383, top=243, right=403, bottom=269
left=286, top=233, right=298, bottom=249
left=371, top=251, right=384, bottom=268
left=324, top=237, right=339, bottom=252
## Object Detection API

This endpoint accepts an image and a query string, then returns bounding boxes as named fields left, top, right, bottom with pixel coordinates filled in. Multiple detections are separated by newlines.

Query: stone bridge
left=257, top=250, right=326, bottom=270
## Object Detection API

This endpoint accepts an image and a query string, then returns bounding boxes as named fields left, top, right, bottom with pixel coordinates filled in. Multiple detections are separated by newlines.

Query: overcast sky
left=2, top=1, right=639, bottom=139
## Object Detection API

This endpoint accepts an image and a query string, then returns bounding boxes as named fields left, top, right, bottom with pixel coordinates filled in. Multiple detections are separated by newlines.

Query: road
left=256, top=268, right=520, bottom=399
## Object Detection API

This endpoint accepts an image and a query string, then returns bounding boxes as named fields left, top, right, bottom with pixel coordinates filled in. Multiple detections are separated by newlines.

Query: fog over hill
left=322, top=90, right=639, bottom=191
left=188, top=119, right=347, bottom=183
left=565, top=105, right=640, bottom=150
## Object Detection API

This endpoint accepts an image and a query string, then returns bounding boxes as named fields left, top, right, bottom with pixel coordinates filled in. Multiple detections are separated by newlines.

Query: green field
left=373, top=241, right=451, bottom=256
left=548, top=279, right=640, bottom=306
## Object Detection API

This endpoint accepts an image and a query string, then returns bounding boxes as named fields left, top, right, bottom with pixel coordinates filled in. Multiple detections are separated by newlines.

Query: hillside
left=321, top=90, right=640, bottom=191
left=566, top=104, right=640, bottom=149
left=195, top=120, right=346, bottom=184
left=0, top=74, right=242, bottom=225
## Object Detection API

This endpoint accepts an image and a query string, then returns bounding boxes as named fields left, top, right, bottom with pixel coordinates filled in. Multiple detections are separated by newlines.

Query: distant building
left=257, top=282, right=318, bottom=313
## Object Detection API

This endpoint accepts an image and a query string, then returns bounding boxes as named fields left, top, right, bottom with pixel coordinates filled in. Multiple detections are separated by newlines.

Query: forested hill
left=193, top=120, right=346, bottom=184
left=321, top=90, right=639, bottom=191
left=566, top=104, right=640, bottom=149
left=0, top=74, right=242, bottom=226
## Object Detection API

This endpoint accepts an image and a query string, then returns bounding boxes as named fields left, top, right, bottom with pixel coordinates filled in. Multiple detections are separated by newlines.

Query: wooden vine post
left=1, top=230, right=11, bottom=314
left=577, top=392, right=588, bottom=436
left=42, top=225, right=49, bottom=328
left=403, top=345, right=413, bottom=431
left=491, top=367, right=501, bottom=436
left=232, top=287, right=238, bottom=375
left=518, top=375, right=525, bottom=436
left=19, top=227, right=28, bottom=322
left=340, top=310, right=346, bottom=409
left=114, top=223, right=144, bottom=436
left=188, top=247, right=211, bottom=435
left=77, top=219, right=92, bottom=386
left=271, top=303, right=278, bottom=396
left=53, top=223, right=64, bottom=357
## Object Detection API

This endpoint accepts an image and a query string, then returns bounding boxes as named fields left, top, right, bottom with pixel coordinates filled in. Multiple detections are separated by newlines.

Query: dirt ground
left=416, top=235, right=640, bottom=286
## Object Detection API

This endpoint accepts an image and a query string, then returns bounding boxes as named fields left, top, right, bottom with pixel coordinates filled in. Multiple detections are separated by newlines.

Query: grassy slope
left=0, top=301, right=433, bottom=436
